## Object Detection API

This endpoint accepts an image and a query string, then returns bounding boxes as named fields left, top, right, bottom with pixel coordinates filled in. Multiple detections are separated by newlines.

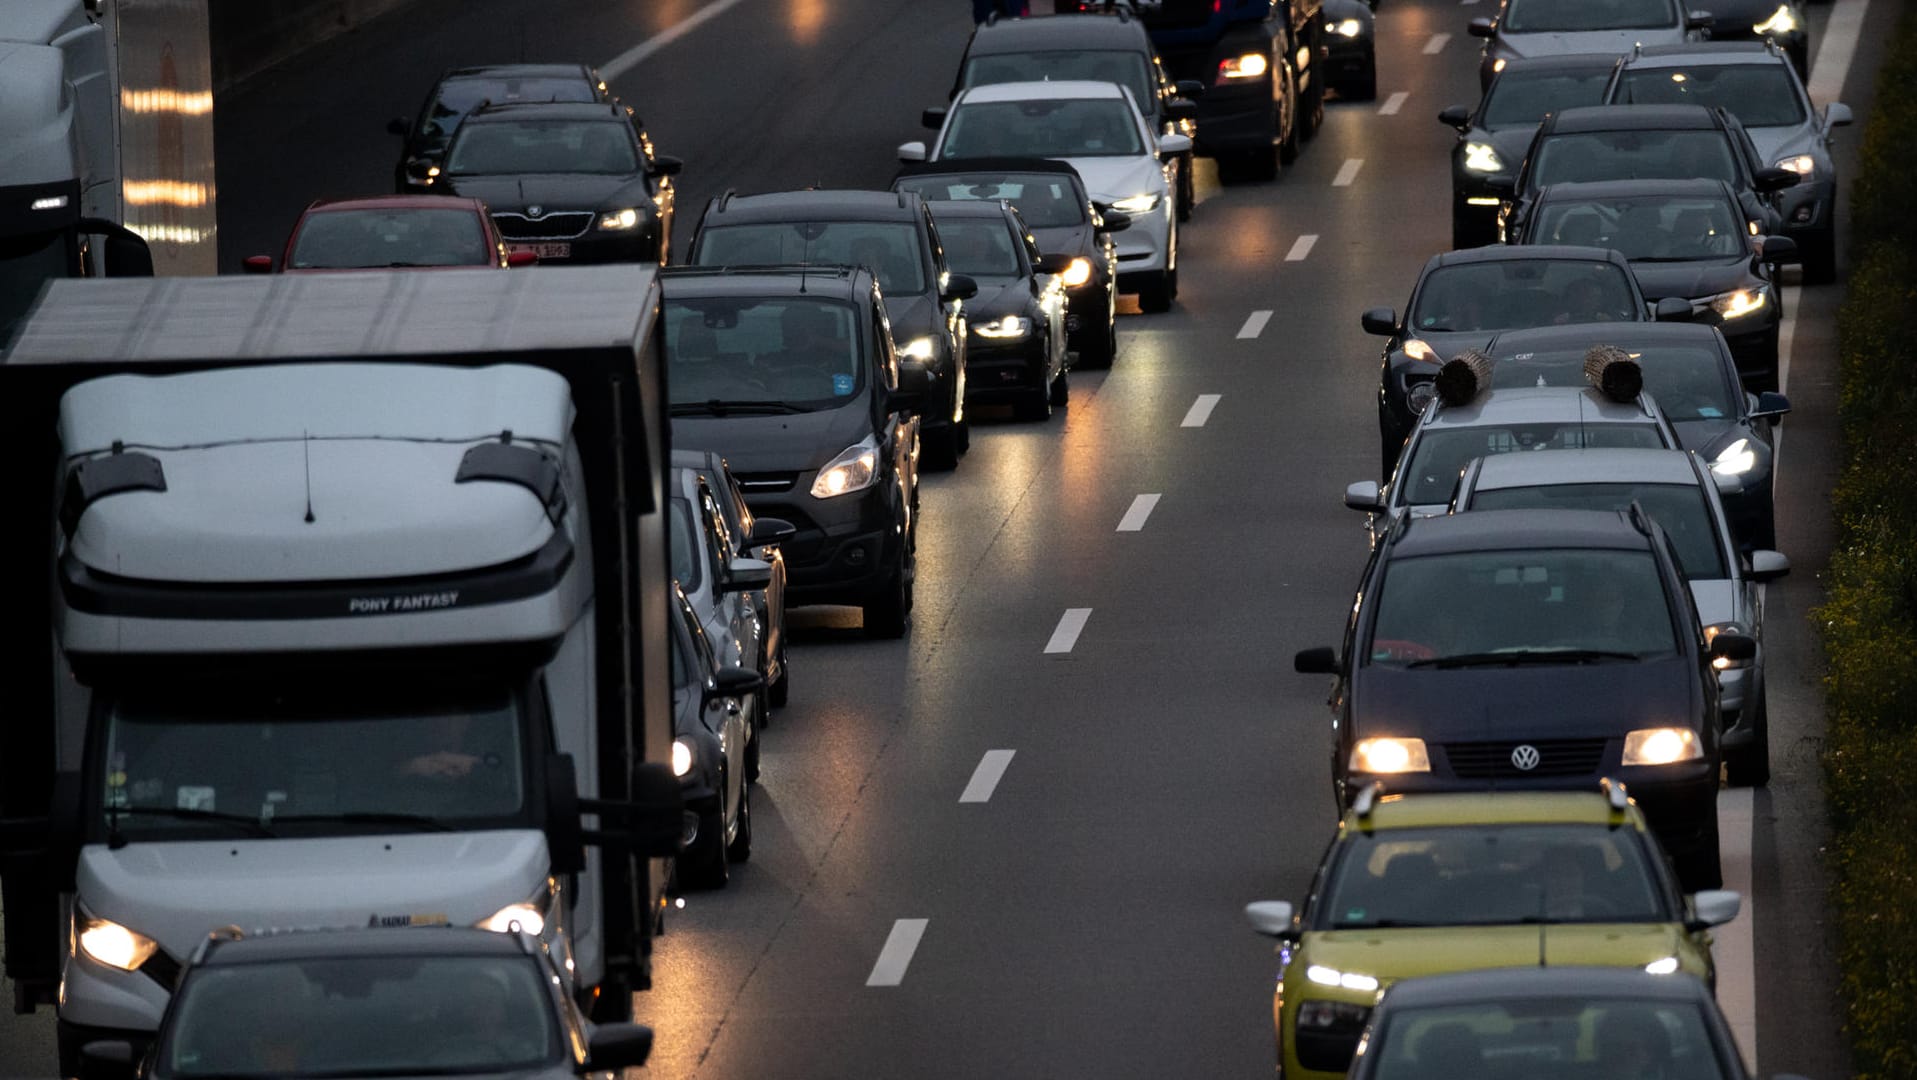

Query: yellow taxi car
left=1244, top=782, right=1741, bottom=1079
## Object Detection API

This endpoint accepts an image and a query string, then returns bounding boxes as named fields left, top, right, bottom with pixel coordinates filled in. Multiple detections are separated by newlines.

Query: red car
left=244, top=195, right=534, bottom=273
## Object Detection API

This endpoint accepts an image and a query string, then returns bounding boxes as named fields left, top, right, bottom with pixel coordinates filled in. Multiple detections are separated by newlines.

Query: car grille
left=1444, top=738, right=1608, bottom=779
left=493, top=211, right=593, bottom=240
left=734, top=471, right=800, bottom=494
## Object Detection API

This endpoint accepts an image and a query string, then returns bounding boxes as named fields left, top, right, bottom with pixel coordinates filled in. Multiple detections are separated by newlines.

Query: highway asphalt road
left=1, top=0, right=1902, bottom=1075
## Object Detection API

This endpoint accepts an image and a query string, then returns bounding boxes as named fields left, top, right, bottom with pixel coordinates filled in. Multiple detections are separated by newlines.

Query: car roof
left=1623, top=42, right=1781, bottom=66
left=1381, top=965, right=1711, bottom=1007
left=1487, top=320, right=1725, bottom=351
left=703, top=189, right=924, bottom=224
left=199, top=926, right=528, bottom=966
left=1495, top=53, right=1626, bottom=75
left=463, top=101, right=625, bottom=124
left=1467, top=447, right=1702, bottom=490
left=969, top=14, right=1150, bottom=51
left=893, top=156, right=1086, bottom=181
left=441, top=63, right=593, bottom=82
left=1425, top=244, right=1631, bottom=270
left=1426, top=386, right=1660, bottom=428
left=927, top=200, right=1018, bottom=221
left=1346, top=791, right=1649, bottom=830
left=958, top=79, right=1128, bottom=103
left=660, top=265, right=873, bottom=303
left=1388, top=507, right=1651, bottom=556
left=1534, top=177, right=1734, bottom=201
left=1548, top=103, right=1721, bottom=132
left=302, top=195, right=487, bottom=213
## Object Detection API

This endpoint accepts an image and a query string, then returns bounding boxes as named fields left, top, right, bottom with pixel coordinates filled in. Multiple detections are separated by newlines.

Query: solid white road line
left=1116, top=494, right=1161, bottom=532
left=865, top=919, right=929, bottom=987
left=1717, top=788, right=1758, bottom=1070
left=959, top=750, right=1016, bottom=803
left=1045, top=608, right=1093, bottom=653
left=601, top=0, right=751, bottom=79
left=1285, top=234, right=1319, bottom=260
left=1379, top=91, right=1409, bottom=116
left=1332, top=159, right=1364, bottom=187
left=1424, top=32, right=1452, bottom=54
left=1807, top=0, right=1871, bottom=103
left=1237, top=310, right=1273, bottom=338
left=1180, top=394, right=1221, bottom=427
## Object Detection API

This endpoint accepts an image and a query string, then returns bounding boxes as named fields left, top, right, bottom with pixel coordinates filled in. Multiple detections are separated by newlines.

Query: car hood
left=442, top=173, right=648, bottom=212
left=1062, top=155, right=1165, bottom=204
left=1031, top=222, right=1095, bottom=260
left=965, top=277, right=1034, bottom=321
left=1688, top=577, right=1740, bottom=627
left=1300, top=923, right=1690, bottom=984
left=1475, top=124, right=1543, bottom=164
left=1628, top=258, right=1757, bottom=302
left=1670, top=417, right=1746, bottom=458
left=1353, top=656, right=1697, bottom=740
left=884, top=292, right=941, bottom=341
left=1743, top=122, right=1821, bottom=168
left=672, top=403, right=877, bottom=474
left=1499, top=27, right=1687, bottom=58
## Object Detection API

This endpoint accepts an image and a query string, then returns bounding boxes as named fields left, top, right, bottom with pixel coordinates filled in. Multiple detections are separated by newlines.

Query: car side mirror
left=1485, top=173, right=1516, bottom=196
left=1709, top=632, right=1757, bottom=662
left=1175, top=79, right=1206, bottom=98
left=386, top=116, right=409, bottom=137
left=242, top=255, right=275, bottom=275
left=723, top=556, right=774, bottom=593
left=625, top=762, right=685, bottom=857
left=1753, top=166, right=1799, bottom=192
left=1344, top=480, right=1383, bottom=512
left=543, top=753, right=587, bottom=876
left=1295, top=646, right=1339, bottom=674
left=102, top=233, right=154, bottom=278
left=1438, top=104, right=1471, bottom=131
left=1759, top=235, right=1799, bottom=263
left=1688, top=889, right=1741, bottom=930
left=78, top=1040, right=138, bottom=1080
left=1467, top=16, right=1496, bottom=36
left=1157, top=132, right=1193, bottom=156
left=920, top=106, right=948, bottom=131
left=942, top=273, right=978, bottom=302
left=1653, top=296, right=1693, bottom=321
left=1685, top=9, right=1713, bottom=30
left=897, top=140, right=927, bottom=163
left=749, top=517, right=797, bottom=546
left=650, top=154, right=684, bottom=177
left=1245, top=901, right=1298, bottom=940
left=584, top=1023, right=654, bottom=1071
left=1035, top=252, right=1074, bottom=275
left=1360, top=307, right=1400, bottom=336
left=1825, top=102, right=1853, bottom=128
left=505, top=250, right=538, bottom=268
left=708, top=666, right=766, bottom=702
left=1747, top=549, right=1790, bottom=582
left=1166, top=99, right=1199, bottom=123
left=1095, top=209, right=1131, bottom=233
left=1750, top=390, right=1790, bottom=421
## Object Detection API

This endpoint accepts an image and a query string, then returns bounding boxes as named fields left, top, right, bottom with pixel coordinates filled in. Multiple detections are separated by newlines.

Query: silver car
left=1451, top=448, right=1788, bottom=786
left=668, top=459, right=772, bottom=776
left=676, top=448, right=793, bottom=709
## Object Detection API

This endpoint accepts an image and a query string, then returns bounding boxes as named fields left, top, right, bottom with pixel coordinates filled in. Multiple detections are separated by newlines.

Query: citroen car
left=1295, top=507, right=1752, bottom=888
left=1468, top=0, right=1707, bottom=89
left=667, top=580, right=760, bottom=890
left=243, top=197, right=525, bottom=274
left=927, top=201, right=1070, bottom=420
left=387, top=63, right=620, bottom=194
left=1243, top=786, right=1740, bottom=1079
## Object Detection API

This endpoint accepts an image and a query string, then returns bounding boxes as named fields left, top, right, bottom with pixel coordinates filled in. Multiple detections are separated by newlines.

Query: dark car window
left=1490, top=344, right=1738, bottom=422
left=417, top=77, right=598, bottom=139
left=962, top=51, right=1156, bottom=116
left=288, top=208, right=490, bottom=269
left=1614, top=64, right=1806, bottom=127
left=1480, top=69, right=1614, bottom=128
left=669, top=499, right=702, bottom=592
left=444, top=119, right=637, bottom=175
left=1401, top=423, right=1667, bottom=504
left=1532, top=129, right=1739, bottom=187
left=1532, top=193, right=1744, bottom=260
left=1368, top=547, right=1679, bottom=661
left=943, top=98, right=1144, bottom=158
left=1320, top=824, right=1669, bottom=929
left=933, top=217, right=1022, bottom=278
left=696, top=223, right=929, bottom=296
left=1369, top=1000, right=1722, bottom=1078
left=1410, top=261, right=1639, bottom=332
left=895, top=173, right=1088, bottom=227
left=1503, top=0, right=1678, bottom=31
left=665, top=297, right=865, bottom=408
left=1469, top=482, right=1728, bottom=579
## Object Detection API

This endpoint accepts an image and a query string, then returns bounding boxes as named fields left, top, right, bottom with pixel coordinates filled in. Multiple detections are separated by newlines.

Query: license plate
left=1000, top=369, right=1023, bottom=383
left=509, top=242, right=571, bottom=260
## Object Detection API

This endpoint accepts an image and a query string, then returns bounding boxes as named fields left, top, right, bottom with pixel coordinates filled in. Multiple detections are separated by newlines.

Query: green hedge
left=1820, top=5, right=1917, bottom=1076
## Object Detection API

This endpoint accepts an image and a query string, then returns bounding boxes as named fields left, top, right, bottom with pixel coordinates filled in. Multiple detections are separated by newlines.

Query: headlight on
left=1710, top=287, right=1767, bottom=321
left=1349, top=737, right=1431, bottom=774
left=811, top=438, right=881, bottom=499
left=76, top=908, right=160, bottom=971
left=1334, top=17, right=1364, bottom=36
left=478, top=902, right=546, bottom=937
left=1710, top=437, right=1757, bottom=477
left=1463, top=142, right=1504, bottom=173
left=1774, top=154, right=1815, bottom=175
left=672, top=737, right=694, bottom=777
left=1621, top=727, right=1702, bottom=766
left=1059, top=256, right=1093, bottom=288
left=1110, top=193, right=1161, bottom=214
left=1492, top=58, right=1508, bottom=73
left=1753, top=4, right=1797, bottom=33
left=971, top=315, right=1031, bottom=339
left=1305, top=965, right=1381, bottom=993
left=1218, top=52, right=1269, bottom=81
left=597, top=208, right=641, bottom=231
left=1644, top=956, right=1681, bottom=975
left=898, top=336, right=937, bottom=363
left=1401, top=338, right=1438, bottom=363
left=1705, top=622, right=1752, bottom=670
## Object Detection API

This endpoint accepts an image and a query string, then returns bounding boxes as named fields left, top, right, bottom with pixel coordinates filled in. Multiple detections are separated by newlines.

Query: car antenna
left=302, top=430, right=316, bottom=524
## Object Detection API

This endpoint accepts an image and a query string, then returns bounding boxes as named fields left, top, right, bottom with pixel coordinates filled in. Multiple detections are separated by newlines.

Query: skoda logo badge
left=527, top=204, right=544, bottom=219
left=1511, top=744, right=1541, bottom=772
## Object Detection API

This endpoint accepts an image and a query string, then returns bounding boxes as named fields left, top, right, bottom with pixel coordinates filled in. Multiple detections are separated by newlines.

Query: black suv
left=688, top=190, right=976, bottom=469
left=1295, top=508, right=1755, bottom=889
left=661, top=266, right=930, bottom=638
left=387, top=63, right=645, bottom=193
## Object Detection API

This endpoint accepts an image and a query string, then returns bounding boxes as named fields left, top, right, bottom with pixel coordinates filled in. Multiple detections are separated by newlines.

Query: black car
left=437, top=102, right=679, bottom=264
left=1323, top=0, right=1377, bottom=101
left=1295, top=508, right=1755, bottom=888
left=688, top=190, right=975, bottom=469
left=78, top=927, right=653, bottom=1080
left=1362, top=244, right=1672, bottom=472
left=927, top=201, right=1071, bottom=421
left=667, top=580, right=762, bottom=889
left=1438, top=54, right=1619, bottom=248
left=1513, top=178, right=1797, bottom=388
left=386, top=63, right=628, bottom=193
left=1481, top=321, right=1791, bottom=548
left=948, top=11, right=1202, bottom=219
left=893, top=157, right=1124, bottom=367
left=662, top=266, right=928, bottom=637
left=1467, top=0, right=1707, bottom=89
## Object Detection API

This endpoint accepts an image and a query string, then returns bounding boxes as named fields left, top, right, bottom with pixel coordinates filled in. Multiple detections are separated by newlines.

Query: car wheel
left=1014, top=383, right=1053, bottom=421
left=1076, top=309, right=1116, bottom=368
left=1049, top=368, right=1070, bottom=408
left=862, top=544, right=911, bottom=638
left=747, top=695, right=764, bottom=783
left=1682, top=813, right=1724, bottom=892
left=1351, top=65, right=1377, bottom=102
left=1802, top=228, right=1837, bottom=285
left=1726, top=694, right=1772, bottom=788
left=921, top=422, right=961, bottom=470
left=678, top=796, right=729, bottom=890
left=1137, top=269, right=1175, bottom=313
left=957, top=418, right=971, bottom=455
left=726, top=779, right=753, bottom=863
left=768, top=642, right=789, bottom=708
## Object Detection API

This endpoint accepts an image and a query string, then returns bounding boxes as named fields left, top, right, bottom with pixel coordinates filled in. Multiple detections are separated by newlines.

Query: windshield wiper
left=668, top=399, right=805, bottom=417
left=267, top=812, right=455, bottom=832
left=1405, top=648, right=1643, bottom=669
left=107, top=806, right=277, bottom=845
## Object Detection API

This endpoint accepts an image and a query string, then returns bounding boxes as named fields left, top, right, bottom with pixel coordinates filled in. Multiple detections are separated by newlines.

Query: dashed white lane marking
left=1237, top=310, right=1273, bottom=338
left=959, top=750, right=1016, bottom=803
left=601, top=0, right=749, bottom=79
left=1332, top=159, right=1363, bottom=187
left=1180, top=394, right=1221, bottom=427
left=1424, top=32, right=1452, bottom=54
left=1117, top=494, right=1162, bottom=532
left=1285, top=234, right=1319, bottom=260
left=1807, top=0, right=1870, bottom=102
left=1718, top=788, right=1757, bottom=1071
left=1045, top=608, right=1093, bottom=653
left=865, top=919, right=929, bottom=987
left=1379, top=91, right=1409, bottom=116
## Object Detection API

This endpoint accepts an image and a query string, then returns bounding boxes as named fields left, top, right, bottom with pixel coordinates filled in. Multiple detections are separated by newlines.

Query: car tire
left=957, top=418, right=971, bottom=455
left=678, top=797, right=729, bottom=890
left=1348, top=70, right=1377, bottom=102
left=1682, top=813, right=1724, bottom=892
left=726, top=780, right=752, bottom=863
left=1802, top=229, right=1838, bottom=285
left=1015, top=384, right=1053, bottom=422
left=746, top=696, right=764, bottom=783
left=768, top=642, right=789, bottom=709
left=1137, top=268, right=1175, bottom=313
left=586, top=975, right=635, bottom=1023
left=921, top=422, right=961, bottom=470
left=1049, top=368, right=1070, bottom=408
left=1727, top=695, right=1772, bottom=788
left=1176, top=157, right=1195, bottom=221
left=862, top=545, right=912, bottom=639
left=1077, top=312, right=1117, bottom=368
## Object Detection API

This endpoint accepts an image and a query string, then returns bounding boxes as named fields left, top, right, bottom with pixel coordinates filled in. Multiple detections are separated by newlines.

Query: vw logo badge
left=527, top=205, right=544, bottom=219
left=1511, top=744, right=1542, bottom=772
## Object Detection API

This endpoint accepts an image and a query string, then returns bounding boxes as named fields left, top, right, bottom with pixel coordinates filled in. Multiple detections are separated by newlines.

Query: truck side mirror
left=543, top=754, right=586, bottom=876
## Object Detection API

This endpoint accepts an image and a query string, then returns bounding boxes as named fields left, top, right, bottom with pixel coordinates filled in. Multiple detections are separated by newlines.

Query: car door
left=681, top=593, right=744, bottom=835
left=717, top=466, right=784, bottom=686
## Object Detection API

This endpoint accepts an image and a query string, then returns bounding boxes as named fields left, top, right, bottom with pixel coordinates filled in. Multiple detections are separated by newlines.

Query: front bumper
left=1716, top=318, right=1780, bottom=385
left=495, top=224, right=662, bottom=265
left=59, top=949, right=171, bottom=1037
left=1775, top=176, right=1835, bottom=244
left=1324, top=39, right=1374, bottom=86
left=964, top=339, right=1052, bottom=402
left=1280, top=993, right=1372, bottom=1079
left=738, top=487, right=902, bottom=607
left=1108, top=204, right=1171, bottom=281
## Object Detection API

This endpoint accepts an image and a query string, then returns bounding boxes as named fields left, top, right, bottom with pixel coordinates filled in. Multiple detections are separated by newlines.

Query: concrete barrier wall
left=209, top=0, right=413, bottom=90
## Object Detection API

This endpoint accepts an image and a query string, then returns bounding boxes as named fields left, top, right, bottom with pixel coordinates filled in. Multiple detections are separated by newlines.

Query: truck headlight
left=672, top=738, right=695, bottom=777
left=1217, top=53, right=1269, bottom=81
left=811, top=438, right=880, bottom=499
left=76, top=907, right=160, bottom=972
left=597, top=208, right=641, bottom=231
left=898, top=336, right=937, bottom=363
left=1621, top=727, right=1702, bottom=766
left=1710, top=437, right=1757, bottom=477
left=1059, top=257, right=1093, bottom=288
left=1350, top=737, right=1430, bottom=774
left=1709, top=287, right=1767, bottom=321
left=1463, top=142, right=1504, bottom=173
left=1110, top=193, right=1161, bottom=215
left=972, top=315, right=1031, bottom=339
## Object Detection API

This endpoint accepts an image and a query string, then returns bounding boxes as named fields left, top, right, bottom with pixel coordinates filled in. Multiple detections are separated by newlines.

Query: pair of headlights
left=1350, top=728, right=1703, bottom=773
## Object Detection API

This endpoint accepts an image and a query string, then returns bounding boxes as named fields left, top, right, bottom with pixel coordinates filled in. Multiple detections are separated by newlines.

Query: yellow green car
left=1244, top=783, right=1741, bottom=1080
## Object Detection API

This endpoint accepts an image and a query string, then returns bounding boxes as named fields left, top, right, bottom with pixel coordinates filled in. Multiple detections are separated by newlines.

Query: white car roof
left=1426, top=386, right=1662, bottom=429
left=958, top=79, right=1132, bottom=105
left=1469, top=448, right=1701, bottom=489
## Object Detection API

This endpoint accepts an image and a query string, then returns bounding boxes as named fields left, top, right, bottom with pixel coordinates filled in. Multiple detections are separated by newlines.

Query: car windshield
left=100, top=685, right=527, bottom=837
left=895, top=173, right=1088, bottom=227
left=0, top=230, right=68, bottom=349
left=1614, top=64, right=1807, bottom=127
left=1503, top=0, right=1677, bottom=32
left=288, top=208, right=490, bottom=269
left=1532, top=129, right=1740, bottom=187
left=1409, top=261, right=1640, bottom=333
left=962, top=51, right=1155, bottom=115
left=665, top=297, right=865, bottom=409
left=419, top=77, right=597, bottom=138
left=695, top=222, right=928, bottom=296
left=1400, top=423, right=1668, bottom=504
left=1369, top=548, right=1679, bottom=663
left=1321, top=824, right=1669, bottom=929
left=444, top=119, right=637, bottom=174
left=1480, top=69, right=1614, bottom=128
left=1532, top=194, right=1745, bottom=260
left=1490, top=343, right=1739, bottom=423
left=934, top=216, right=1022, bottom=277
left=1469, top=483, right=1728, bottom=579
left=1370, top=999, right=1724, bottom=1078
left=942, top=98, right=1144, bottom=158
left=159, top=955, right=561, bottom=1077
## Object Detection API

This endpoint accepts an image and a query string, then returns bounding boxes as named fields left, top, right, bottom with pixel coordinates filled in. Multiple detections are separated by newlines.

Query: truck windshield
left=99, top=684, right=529, bottom=838
left=0, top=231, right=70, bottom=348
left=664, top=297, right=864, bottom=409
